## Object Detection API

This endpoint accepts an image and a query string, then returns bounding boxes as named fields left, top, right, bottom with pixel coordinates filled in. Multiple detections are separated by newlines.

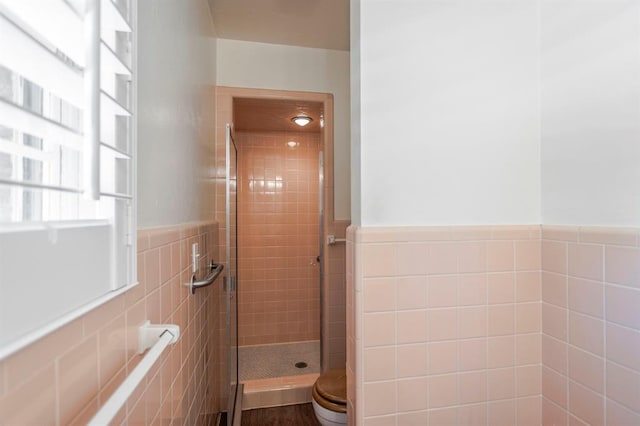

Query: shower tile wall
left=236, top=131, right=321, bottom=346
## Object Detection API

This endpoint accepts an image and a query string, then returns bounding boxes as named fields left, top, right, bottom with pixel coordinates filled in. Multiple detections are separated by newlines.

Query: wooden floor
left=241, top=403, right=321, bottom=426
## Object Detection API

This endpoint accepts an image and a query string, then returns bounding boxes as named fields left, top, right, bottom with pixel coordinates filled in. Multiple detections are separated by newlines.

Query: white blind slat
left=101, top=0, right=130, bottom=32
left=100, top=142, right=130, bottom=159
left=101, top=42, right=131, bottom=77
left=0, top=98, right=83, bottom=150
left=101, top=91, right=131, bottom=117
left=99, top=191, right=132, bottom=200
left=0, top=0, right=85, bottom=66
left=0, top=137, right=54, bottom=162
left=0, top=178, right=82, bottom=194
left=0, top=14, right=83, bottom=108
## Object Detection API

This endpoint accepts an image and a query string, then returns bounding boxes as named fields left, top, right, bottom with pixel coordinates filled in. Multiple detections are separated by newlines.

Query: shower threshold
left=239, top=341, right=320, bottom=410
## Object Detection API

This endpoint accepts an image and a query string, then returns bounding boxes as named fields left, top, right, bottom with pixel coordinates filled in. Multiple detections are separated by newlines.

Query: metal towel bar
left=327, top=235, right=347, bottom=245
left=87, top=322, right=180, bottom=425
left=188, top=261, right=224, bottom=294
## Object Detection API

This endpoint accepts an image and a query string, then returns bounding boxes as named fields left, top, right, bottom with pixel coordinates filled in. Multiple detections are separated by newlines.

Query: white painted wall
left=216, top=39, right=351, bottom=220
left=137, top=0, right=217, bottom=227
left=540, top=0, right=640, bottom=227
left=357, top=0, right=541, bottom=226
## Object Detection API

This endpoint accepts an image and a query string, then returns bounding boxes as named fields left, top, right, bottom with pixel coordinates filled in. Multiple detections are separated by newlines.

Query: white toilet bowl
left=312, top=398, right=347, bottom=426
left=311, top=369, right=347, bottom=426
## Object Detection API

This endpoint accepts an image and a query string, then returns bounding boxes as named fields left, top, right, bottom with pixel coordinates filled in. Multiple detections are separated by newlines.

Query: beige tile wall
left=541, top=226, right=640, bottom=425
left=236, top=131, right=321, bottom=346
left=348, top=225, right=542, bottom=425
left=0, top=222, right=224, bottom=425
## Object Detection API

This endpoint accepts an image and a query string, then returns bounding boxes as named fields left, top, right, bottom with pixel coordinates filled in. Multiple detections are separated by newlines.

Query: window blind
left=0, top=0, right=136, bottom=354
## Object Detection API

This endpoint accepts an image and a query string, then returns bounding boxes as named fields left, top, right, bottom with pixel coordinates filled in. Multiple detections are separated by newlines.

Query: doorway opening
left=215, top=87, right=336, bottom=413
left=235, top=97, right=323, bottom=385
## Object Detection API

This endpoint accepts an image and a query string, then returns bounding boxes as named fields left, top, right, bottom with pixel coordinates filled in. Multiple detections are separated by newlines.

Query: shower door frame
left=225, top=124, right=241, bottom=425
left=318, top=150, right=325, bottom=370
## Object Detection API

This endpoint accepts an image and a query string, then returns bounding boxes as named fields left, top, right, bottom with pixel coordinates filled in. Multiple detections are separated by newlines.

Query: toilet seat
left=312, top=384, right=347, bottom=413
left=312, top=369, right=347, bottom=413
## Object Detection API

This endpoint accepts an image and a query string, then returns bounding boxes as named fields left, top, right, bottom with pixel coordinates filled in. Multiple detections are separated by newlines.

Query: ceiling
left=233, top=98, right=323, bottom=133
left=208, top=0, right=350, bottom=51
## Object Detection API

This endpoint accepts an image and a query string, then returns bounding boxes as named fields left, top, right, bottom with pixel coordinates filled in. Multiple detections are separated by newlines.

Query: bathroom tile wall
left=348, top=225, right=542, bottom=425
left=236, top=131, right=321, bottom=346
left=541, top=226, right=640, bottom=425
left=0, top=223, right=223, bottom=424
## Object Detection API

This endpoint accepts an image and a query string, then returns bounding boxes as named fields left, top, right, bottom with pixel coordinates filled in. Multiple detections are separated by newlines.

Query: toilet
left=311, top=368, right=347, bottom=426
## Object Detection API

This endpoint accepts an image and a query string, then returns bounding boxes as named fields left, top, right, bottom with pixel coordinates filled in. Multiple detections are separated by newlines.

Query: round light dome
left=292, top=115, right=313, bottom=127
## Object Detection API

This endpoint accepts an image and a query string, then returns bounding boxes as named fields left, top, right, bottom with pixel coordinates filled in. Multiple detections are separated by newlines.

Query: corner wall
left=540, top=0, right=640, bottom=227
left=538, top=2, right=640, bottom=422
left=541, top=226, right=640, bottom=424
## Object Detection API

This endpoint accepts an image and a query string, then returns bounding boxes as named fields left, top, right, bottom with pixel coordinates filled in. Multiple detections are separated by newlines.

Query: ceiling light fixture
left=287, top=141, right=299, bottom=148
left=292, top=115, right=313, bottom=127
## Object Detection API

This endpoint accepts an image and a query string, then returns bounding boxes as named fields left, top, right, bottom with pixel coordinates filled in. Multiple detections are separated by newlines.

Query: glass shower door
left=225, top=124, right=239, bottom=425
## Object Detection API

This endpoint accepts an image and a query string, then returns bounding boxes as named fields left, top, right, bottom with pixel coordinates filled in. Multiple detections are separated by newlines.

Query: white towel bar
left=88, top=322, right=180, bottom=425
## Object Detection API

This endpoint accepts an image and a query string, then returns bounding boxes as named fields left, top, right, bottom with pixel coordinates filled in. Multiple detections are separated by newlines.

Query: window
left=0, top=0, right=136, bottom=356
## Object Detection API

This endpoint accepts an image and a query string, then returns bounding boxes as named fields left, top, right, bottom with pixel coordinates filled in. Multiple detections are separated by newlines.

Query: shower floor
left=239, top=341, right=320, bottom=381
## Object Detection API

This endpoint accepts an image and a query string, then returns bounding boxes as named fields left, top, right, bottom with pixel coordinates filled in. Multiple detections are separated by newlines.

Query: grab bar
left=88, top=322, right=180, bottom=426
left=188, top=261, right=224, bottom=294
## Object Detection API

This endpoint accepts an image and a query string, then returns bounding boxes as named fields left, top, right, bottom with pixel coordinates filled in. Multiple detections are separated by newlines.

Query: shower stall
left=233, top=98, right=323, bottom=407
left=215, top=86, right=344, bottom=419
